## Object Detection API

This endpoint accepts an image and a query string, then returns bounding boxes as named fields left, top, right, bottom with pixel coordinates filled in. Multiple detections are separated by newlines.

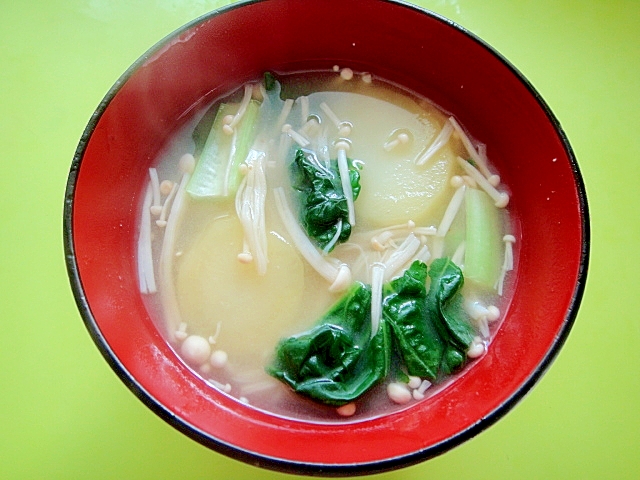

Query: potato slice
left=308, top=91, right=456, bottom=229
left=356, top=147, right=455, bottom=228
left=175, top=215, right=304, bottom=370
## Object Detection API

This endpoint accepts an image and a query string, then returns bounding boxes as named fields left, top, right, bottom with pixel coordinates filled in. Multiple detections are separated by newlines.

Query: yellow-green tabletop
left=1, top=1, right=637, bottom=478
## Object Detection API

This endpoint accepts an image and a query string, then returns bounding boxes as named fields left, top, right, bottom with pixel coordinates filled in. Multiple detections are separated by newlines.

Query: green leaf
left=383, top=261, right=444, bottom=380
left=440, top=346, right=466, bottom=376
left=268, top=283, right=390, bottom=406
left=290, top=149, right=361, bottom=252
left=426, top=257, right=476, bottom=373
left=263, top=71, right=277, bottom=91
left=384, top=259, right=476, bottom=381
left=269, top=259, right=477, bottom=407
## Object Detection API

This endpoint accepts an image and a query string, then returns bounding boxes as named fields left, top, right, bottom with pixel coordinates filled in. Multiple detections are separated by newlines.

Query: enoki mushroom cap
left=467, top=337, right=485, bottom=358
left=334, top=140, right=351, bottom=152
left=328, top=264, right=352, bottom=292
left=178, top=153, right=196, bottom=174
left=495, top=192, right=510, bottom=208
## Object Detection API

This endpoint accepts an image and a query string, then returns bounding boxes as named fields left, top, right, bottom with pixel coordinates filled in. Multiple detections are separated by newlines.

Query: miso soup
left=136, top=68, right=516, bottom=422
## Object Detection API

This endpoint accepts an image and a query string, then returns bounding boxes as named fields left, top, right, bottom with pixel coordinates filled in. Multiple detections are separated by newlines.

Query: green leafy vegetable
left=426, top=257, right=476, bottom=374
left=268, top=282, right=390, bottom=406
left=383, top=261, right=444, bottom=380
left=465, top=157, right=478, bottom=168
left=269, top=259, right=478, bottom=407
left=382, top=259, right=474, bottom=381
left=290, top=148, right=361, bottom=252
left=263, top=71, right=277, bottom=91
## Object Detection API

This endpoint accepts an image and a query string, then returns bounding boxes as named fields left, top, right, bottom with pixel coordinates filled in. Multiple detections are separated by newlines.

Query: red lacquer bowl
left=64, top=0, right=589, bottom=475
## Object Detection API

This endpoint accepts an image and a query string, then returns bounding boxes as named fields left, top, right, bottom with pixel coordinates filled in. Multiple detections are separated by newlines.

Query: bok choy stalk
left=290, top=148, right=361, bottom=253
left=187, top=92, right=260, bottom=200
left=464, top=187, right=503, bottom=289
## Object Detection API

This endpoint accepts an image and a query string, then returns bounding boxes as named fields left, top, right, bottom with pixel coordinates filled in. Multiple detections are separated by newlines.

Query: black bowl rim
left=63, top=0, right=590, bottom=476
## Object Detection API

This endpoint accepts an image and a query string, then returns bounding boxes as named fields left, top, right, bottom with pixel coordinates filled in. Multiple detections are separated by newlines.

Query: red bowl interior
left=65, top=0, right=588, bottom=475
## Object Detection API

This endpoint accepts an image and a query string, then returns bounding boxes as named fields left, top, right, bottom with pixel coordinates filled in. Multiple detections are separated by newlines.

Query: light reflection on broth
left=137, top=69, right=515, bottom=422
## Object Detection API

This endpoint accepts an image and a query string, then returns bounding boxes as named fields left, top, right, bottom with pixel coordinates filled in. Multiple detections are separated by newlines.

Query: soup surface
left=137, top=68, right=516, bottom=422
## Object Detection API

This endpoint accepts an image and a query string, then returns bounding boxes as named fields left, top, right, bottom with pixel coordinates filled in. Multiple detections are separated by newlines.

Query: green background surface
left=1, top=0, right=637, bottom=478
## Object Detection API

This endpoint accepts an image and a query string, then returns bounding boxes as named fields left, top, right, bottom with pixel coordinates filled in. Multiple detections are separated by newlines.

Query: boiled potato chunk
left=175, top=215, right=304, bottom=370
left=309, top=91, right=456, bottom=228
left=356, top=147, right=455, bottom=228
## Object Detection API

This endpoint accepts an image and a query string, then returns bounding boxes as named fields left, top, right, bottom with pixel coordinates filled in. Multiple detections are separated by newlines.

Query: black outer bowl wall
left=63, top=0, right=590, bottom=476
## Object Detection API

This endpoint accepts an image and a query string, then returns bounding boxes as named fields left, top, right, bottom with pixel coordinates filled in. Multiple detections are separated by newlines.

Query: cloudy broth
left=137, top=69, right=516, bottom=422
